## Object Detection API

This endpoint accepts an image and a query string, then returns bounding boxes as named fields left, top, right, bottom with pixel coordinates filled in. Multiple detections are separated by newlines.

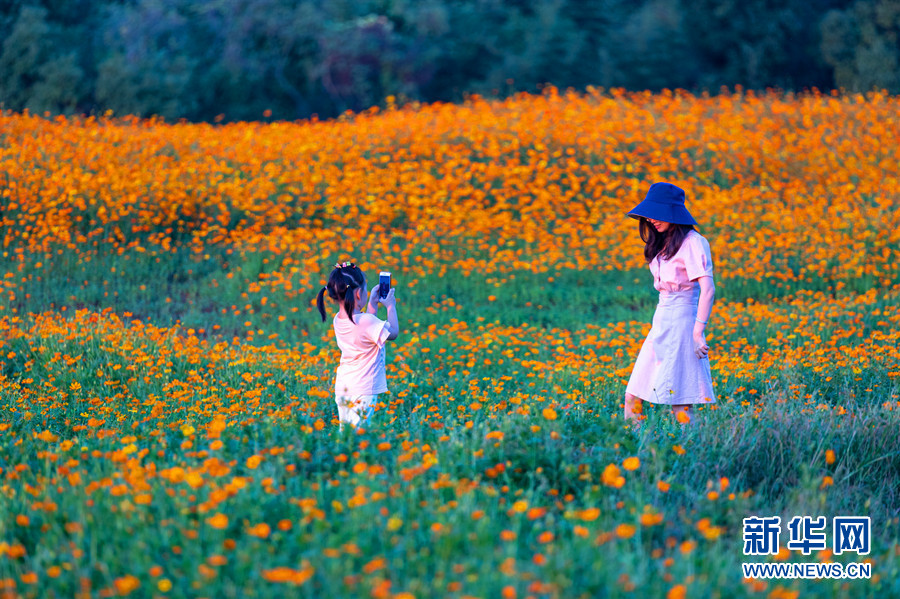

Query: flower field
left=1, top=88, right=899, bottom=598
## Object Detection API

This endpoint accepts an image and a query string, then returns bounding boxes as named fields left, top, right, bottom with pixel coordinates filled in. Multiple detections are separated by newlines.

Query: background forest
left=1, top=0, right=899, bottom=122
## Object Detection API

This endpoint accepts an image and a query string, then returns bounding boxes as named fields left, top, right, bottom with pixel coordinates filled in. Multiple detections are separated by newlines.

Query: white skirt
left=625, top=289, right=716, bottom=405
left=335, top=394, right=376, bottom=427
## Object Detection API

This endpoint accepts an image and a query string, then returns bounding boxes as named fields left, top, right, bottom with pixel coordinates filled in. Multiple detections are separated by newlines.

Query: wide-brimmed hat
left=627, top=182, right=698, bottom=226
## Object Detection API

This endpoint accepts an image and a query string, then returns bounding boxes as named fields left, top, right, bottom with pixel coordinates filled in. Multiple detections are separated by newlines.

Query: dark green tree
left=1, top=0, right=888, bottom=121
left=821, top=0, right=900, bottom=92
left=607, top=0, right=700, bottom=90
left=679, top=0, right=848, bottom=91
left=0, top=5, right=86, bottom=113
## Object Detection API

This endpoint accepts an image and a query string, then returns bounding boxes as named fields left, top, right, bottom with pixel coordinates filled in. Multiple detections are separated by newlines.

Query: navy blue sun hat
left=627, top=182, right=698, bottom=226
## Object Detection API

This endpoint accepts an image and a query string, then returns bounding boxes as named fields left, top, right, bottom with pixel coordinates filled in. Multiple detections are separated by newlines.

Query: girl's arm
left=381, top=288, right=400, bottom=340
left=385, top=304, right=399, bottom=341
left=693, top=276, right=715, bottom=358
left=366, top=287, right=380, bottom=315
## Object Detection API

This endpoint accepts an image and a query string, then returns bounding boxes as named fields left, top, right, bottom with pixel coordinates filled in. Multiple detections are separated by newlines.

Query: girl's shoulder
left=354, top=312, right=382, bottom=325
left=334, top=312, right=383, bottom=329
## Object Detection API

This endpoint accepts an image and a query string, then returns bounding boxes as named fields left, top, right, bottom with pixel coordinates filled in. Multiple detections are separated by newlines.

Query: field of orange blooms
left=1, top=88, right=900, bottom=599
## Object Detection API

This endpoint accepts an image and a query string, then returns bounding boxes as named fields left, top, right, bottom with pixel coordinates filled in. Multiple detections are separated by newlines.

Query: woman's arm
left=695, top=276, right=715, bottom=323
left=693, top=276, right=715, bottom=358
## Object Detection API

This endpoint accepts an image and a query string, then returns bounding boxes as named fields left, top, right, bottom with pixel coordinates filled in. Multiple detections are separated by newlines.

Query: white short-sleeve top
left=332, top=312, right=391, bottom=396
left=648, top=230, right=714, bottom=292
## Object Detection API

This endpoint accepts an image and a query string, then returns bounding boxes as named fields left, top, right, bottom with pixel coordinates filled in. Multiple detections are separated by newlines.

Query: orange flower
left=601, top=464, right=624, bottom=488
left=640, top=512, right=664, bottom=527
left=579, top=508, right=600, bottom=521
left=114, top=574, right=141, bottom=595
left=667, top=584, right=687, bottom=599
left=261, top=563, right=314, bottom=585
left=248, top=523, right=271, bottom=539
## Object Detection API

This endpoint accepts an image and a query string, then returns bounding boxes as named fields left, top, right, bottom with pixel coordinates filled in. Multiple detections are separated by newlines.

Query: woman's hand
left=692, top=322, right=709, bottom=359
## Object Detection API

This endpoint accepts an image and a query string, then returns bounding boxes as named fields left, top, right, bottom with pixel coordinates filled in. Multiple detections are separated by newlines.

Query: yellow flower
left=387, top=516, right=403, bottom=531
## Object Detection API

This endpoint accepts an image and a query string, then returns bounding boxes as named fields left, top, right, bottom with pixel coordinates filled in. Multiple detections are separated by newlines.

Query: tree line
left=1, top=0, right=898, bottom=122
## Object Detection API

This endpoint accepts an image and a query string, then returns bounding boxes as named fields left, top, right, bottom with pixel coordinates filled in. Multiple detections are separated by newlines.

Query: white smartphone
left=379, top=271, right=391, bottom=299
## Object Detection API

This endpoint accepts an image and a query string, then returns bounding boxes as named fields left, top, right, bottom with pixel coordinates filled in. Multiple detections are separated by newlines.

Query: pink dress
left=625, top=230, right=716, bottom=405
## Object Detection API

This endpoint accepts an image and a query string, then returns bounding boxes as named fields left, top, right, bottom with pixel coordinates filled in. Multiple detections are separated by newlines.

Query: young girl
left=624, top=182, right=716, bottom=425
left=316, top=262, right=399, bottom=428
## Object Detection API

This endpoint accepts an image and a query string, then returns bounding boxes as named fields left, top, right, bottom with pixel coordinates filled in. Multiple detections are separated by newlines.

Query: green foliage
left=821, top=0, right=900, bottom=92
left=0, top=0, right=898, bottom=119
left=0, top=3, right=99, bottom=114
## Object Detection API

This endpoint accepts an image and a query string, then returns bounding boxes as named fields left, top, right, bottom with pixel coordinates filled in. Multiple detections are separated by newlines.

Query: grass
left=2, top=89, right=900, bottom=597
left=1, top=255, right=898, bottom=597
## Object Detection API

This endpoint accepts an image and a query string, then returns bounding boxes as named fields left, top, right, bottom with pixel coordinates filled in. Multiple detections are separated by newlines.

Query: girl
left=316, top=262, right=399, bottom=428
left=624, top=182, right=716, bottom=425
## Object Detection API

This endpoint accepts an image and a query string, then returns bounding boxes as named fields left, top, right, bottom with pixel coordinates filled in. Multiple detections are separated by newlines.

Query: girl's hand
left=692, top=329, right=709, bottom=359
left=367, top=287, right=381, bottom=311
left=380, top=287, right=397, bottom=309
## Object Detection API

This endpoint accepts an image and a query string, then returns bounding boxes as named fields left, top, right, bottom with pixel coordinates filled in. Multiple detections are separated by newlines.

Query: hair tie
left=334, top=261, right=355, bottom=269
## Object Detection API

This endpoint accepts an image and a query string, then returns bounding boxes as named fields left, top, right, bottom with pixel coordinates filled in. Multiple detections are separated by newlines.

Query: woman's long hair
left=316, top=263, right=366, bottom=324
left=639, top=218, right=695, bottom=262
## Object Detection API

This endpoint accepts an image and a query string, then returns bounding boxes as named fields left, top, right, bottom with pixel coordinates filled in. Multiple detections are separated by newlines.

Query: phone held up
left=379, top=272, right=391, bottom=299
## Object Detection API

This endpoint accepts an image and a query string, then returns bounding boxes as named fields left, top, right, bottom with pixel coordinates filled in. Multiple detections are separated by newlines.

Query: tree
left=821, top=0, right=900, bottom=92
left=94, top=1, right=201, bottom=119
left=0, top=5, right=86, bottom=113
left=679, top=0, right=849, bottom=91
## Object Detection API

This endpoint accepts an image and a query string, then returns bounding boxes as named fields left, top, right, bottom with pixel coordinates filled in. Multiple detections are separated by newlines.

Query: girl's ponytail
left=342, top=278, right=358, bottom=325
left=319, top=262, right=367, bottom=324
left=316, top=287, right=328, bottom=322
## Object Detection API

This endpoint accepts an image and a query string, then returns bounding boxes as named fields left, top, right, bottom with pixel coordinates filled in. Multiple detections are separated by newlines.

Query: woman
left=624, top=182, right=716, bottom=425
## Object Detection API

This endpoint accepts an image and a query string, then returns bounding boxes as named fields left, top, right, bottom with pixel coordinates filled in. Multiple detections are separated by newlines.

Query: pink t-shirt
left=648, top=230, right=714, bottom=292
left=332, top=312, right=391, bottom=396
